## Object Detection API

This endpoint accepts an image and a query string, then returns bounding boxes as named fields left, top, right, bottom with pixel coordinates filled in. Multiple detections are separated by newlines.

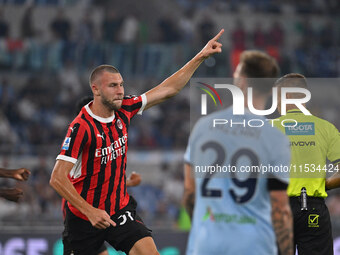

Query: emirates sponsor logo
left=95, top=134, right=128, bottom=164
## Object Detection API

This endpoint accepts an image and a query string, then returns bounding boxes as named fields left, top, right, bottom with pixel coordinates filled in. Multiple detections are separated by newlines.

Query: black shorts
left=289, top=196, right=333, bottom=255
left=97, top=244, right=107, bottom=253
left=63, top=196, right=152, bottom=255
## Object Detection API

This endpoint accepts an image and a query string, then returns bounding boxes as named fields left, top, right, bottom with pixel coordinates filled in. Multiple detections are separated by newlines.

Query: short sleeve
left=327, top=124, right=340, bottom=165
left=184, top=144, right=191, bottom=164
left=56, top=121, right=88, bottom=164
left=119, top=94, right=147, bottom=120
left=269, top=130, right=291, bottom=184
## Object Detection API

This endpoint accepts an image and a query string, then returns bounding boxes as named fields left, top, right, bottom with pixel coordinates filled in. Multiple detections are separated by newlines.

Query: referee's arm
left=325, top=163, right=340, bottom=190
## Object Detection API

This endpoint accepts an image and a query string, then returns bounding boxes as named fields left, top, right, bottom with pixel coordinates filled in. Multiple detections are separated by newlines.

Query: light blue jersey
left=184, top=107, right=290, bottom=255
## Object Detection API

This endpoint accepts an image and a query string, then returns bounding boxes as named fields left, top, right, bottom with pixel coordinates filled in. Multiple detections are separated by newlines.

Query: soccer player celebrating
left=0, top=167, right=30, bottom=202
left=274, top=73, right=340, bottom=255
left=50, top=29, right=224, bottom=255
left=62, top=96, right=142, bottom=255
left=183, top=51, right=293, bottom=255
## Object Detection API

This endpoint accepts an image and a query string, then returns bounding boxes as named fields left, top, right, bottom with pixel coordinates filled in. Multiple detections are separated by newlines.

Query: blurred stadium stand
left=0, top=0, right=340, bottom=254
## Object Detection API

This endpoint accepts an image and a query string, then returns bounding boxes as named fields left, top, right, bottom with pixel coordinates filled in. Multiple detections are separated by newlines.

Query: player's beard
left=101, top=95, right=123, bottom=111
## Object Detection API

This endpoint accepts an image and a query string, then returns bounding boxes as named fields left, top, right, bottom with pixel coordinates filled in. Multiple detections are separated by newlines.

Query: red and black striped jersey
left=57, top=94, right=147, bottom=221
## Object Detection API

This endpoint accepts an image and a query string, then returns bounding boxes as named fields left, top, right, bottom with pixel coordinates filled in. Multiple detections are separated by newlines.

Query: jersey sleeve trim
left=137, top=93, right=147, bottom=115
left=268, top=178, right=288, bottom=191
left=56, top=155, right=77, bottom=164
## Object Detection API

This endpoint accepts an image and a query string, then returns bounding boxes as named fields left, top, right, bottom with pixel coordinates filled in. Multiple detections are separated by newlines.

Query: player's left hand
left=126, top=172, right=141, bottom=187
left=12, top=168, right=31, bottom=181
left=199, top=29, right=224, bottom=59
left=2, top=188, right=24, bottom=202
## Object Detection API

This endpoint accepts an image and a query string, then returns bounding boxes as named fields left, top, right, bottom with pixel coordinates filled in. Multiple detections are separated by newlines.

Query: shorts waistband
left=289, top=196, right=325, bottom=202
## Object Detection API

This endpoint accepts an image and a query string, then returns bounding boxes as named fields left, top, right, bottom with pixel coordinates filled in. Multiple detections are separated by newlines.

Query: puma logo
left=97, top=133, right=105, bottom=140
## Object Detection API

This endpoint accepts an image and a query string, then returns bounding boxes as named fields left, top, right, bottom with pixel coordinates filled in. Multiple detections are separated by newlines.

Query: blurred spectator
left=101, top=9, right=123, bottom=43
left=50, top=9, right=71, bottom=41
left=231, top=20, right=246, bottom=50
left=158, top=15, right=180, bottom=43
left=0, top=9, right=9, bottom=38
left=268, top=21, right=284, bottom=47
left=57, top=60, right=83, bottom=105
left=296, top=19, right=316, bottom=50
left=178, top=10, right=195, bottom=43
left=0, top=111, right=19, bottom=147
left=319, top=21, right=335, bottom=48
left=120, top=13, right=139, bottom=44
left=0, top=78, right=15, bottom=111
left=253, top=21, right=266, bottom=49
left=197, top=14, right=215, bottom=46
left=75, top=10, right=95, bottom=44
left=20, top=6, right=35, bottom=39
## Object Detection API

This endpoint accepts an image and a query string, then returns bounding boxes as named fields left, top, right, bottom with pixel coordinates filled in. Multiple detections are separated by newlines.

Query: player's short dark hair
left=89, top=65, right=120, bottom=86
left=239, top=50, right=280, bottom=93
left=75, top=96, right=93, bottom=115
left=275, top=73, right=308, bottom=89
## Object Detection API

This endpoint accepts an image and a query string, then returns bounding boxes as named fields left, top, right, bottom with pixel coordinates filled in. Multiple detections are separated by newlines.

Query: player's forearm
left=0, top=169, right=14, bottom=178
left=50, top=169, right=93, bottom=216
left=270, top=193, right=293, bottom=255
left=161, top=52, right=206, bottom=96
left=144, top=52, right=206, bottom=109
left=144, top=29, right=223, bottom=110
left=183, top=189, right=195, bottom=220
left=326, top=169, right=340, bottom=190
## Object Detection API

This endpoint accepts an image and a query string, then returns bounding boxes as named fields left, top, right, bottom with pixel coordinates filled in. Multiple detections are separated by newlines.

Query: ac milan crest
left=117, top=119, right=123, bottom=129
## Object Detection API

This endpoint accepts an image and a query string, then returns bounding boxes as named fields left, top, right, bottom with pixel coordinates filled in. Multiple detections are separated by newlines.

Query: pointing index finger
left=212, top=29, right=224, bottom=41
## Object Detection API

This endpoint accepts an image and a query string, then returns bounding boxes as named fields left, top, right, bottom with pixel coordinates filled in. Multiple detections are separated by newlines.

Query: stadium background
left=0, top=0, right=339, bottom=254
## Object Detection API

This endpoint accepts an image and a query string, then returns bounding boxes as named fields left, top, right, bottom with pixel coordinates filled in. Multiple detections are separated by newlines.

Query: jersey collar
left=84, top=102, right=115, bottom=123
left=286, top=109, right=303, bottom=114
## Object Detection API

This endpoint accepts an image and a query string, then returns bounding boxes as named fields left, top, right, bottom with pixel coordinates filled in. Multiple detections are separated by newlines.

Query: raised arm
left=270, top=190, right=293, bottom=255
left=50, top=160, right=116, bottom=229
left=144, top=29, right=224, bottom=110
left=183, top=163, right=195, bottom=220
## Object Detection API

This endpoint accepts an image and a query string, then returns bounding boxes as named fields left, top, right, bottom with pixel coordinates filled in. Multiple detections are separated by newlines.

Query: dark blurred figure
left=198, top=14, right=215, bottom=46
left=319, top=21, right=335, bottom=48
left=0, top=9, right=9, bottom=38
left=178, top=10, right=195, bottom=43
left=298, top=19, right=316, bottom=50
left=102, top=9, right=123, bottom=43
left=158, top=15, right=180, bottom=43
left=231, top=20, right=246, bottom=50
left=76, top=10, right=95, bottom=44
left=21, top=6, right=35, bottom=39
left=50, top=9, right=71, bottom=41
left=268, top=21, right=284, bottom=47
left=253, top=21, right=266, bottom=49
